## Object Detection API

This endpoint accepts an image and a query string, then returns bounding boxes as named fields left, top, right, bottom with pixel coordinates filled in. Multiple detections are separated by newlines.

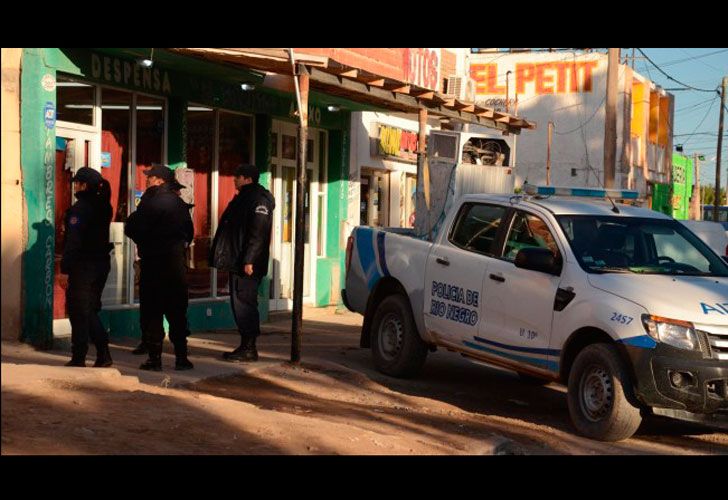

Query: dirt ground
left=2, top=308, right=727, bottom=455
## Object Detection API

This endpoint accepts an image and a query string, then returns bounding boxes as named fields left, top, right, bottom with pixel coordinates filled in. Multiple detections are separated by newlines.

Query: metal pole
left=505, top=71, right=511, bottom=113
left=692, top=153, right=701, bottom=220
left=603, top=48, right=619, bottom=189
left=547, top=121, right=553, bottom=186
left=713, top=77, right=726, bottom=222
left=415, top=107, right=428, bottom=238
left=291, top=64, right=309, bottom=364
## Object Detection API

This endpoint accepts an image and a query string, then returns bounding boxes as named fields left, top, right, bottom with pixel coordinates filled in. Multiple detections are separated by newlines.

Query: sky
left=637, top=48, right=727, bottom=188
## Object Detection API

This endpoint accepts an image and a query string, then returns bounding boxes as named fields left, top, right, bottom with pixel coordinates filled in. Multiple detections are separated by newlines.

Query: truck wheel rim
left=379, top=313, right=404, bottom=362
left=579, top=365, right=613, bottom=422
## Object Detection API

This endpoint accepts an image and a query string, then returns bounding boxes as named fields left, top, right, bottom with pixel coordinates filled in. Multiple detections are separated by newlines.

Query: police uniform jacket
left=125, top=183, right=194, bottom=259
left=210, top=183, right=275, bottom=280
left=61, top=190, right=113, bottom=274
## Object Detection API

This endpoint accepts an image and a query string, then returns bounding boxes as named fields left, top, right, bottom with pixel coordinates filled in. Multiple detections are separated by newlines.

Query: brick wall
left=440, top=50, right=457, bottom=92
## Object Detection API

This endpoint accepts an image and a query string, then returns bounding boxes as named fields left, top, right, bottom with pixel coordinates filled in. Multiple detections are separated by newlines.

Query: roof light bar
left=524, top=185, right=639, bottom=200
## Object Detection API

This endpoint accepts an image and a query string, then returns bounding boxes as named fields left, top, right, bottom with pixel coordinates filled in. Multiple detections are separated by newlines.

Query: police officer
left=129, top=178, right=191, bottom=356
left=125, top=165, right=194, bottom=371
left=62, top=167, right=114, bottom=367
left=210, top=164, right=275, bottom=362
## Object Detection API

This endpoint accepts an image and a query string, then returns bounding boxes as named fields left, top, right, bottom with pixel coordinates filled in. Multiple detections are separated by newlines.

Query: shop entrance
left=269, top=120, right=320, bottom=311
left=53, top=126, right=98, bottom=335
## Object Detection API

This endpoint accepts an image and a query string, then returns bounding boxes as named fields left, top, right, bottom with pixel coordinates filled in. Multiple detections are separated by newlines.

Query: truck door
left=424, top=202, right=507, bottom=345
left=476, top=210, right=563, bottom=374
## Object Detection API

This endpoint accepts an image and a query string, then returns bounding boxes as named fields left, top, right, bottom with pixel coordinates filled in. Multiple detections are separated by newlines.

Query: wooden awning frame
left=167, top=48, right=536, bottom=135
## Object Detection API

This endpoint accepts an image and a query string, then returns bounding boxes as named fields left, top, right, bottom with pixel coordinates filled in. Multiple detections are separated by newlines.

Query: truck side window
left=503, top=211, right=560, bottom=262
left=449, top=203, right=507, bottom=255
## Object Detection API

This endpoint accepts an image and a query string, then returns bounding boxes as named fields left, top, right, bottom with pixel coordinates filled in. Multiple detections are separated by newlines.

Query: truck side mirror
left=514, top=247, right=562, bottom=276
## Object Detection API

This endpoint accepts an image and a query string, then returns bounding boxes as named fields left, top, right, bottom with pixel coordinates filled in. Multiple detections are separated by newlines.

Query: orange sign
left=470, top=61, right=600, bottom=96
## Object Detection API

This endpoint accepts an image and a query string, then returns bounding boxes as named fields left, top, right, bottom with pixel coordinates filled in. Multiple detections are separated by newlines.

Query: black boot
left=222, top=336, right=258, bottom=362
left=65, top=345, right=88, bottom=367
left=139, top=343, right=162, bottom=371
left=93, top=343, right=113, bottom=368
left=131, top=341, right=148, bottom=355
left=173, top=341, right=194, bottom=371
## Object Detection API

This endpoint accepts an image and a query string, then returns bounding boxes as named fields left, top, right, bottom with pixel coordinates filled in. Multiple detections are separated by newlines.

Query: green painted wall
left=20, top=49, right=56, bottom=348
left=314, top=128, right=350, bottom=307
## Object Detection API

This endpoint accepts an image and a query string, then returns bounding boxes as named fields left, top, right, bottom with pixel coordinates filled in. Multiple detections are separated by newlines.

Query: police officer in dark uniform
left=129, top=178, right=191, bottom=357
left=210, top=164, right=275, bottom=362
left=62, top=167, right=114, bottom=367
left=125, top=165, right=195, bottom=371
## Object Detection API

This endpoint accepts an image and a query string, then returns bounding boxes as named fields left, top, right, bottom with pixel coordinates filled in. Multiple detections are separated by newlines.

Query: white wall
left=1, top=48, right=24, bottom=340
left=469, top=51, right=671, bottom=195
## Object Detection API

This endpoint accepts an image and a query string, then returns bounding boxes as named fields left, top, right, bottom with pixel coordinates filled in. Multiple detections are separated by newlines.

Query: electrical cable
left=681, top=97, right=720, bottom=148
left=636, top=48, right=721, bottom=94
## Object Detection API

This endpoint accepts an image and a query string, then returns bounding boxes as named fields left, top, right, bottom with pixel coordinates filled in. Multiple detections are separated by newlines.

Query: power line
left=681, top=97, right=720, bottom=148
left=636, top=48, right=721, bottom=94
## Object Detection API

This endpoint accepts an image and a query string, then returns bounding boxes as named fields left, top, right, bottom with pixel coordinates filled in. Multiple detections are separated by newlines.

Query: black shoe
left=65, top=358, right=86, bottom=367
left=175, top=356, right=194, bottom=371
left=132, top=342, right=148, bottom=355
left=93, top=344, right=113, bottom=368
left=139, top=356, right=162, bottom=371
left=222, top=346, right=259, bottom=362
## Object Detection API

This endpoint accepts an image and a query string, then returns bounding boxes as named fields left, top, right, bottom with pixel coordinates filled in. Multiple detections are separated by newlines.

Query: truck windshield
left=557, top=215, right=728, bottom=277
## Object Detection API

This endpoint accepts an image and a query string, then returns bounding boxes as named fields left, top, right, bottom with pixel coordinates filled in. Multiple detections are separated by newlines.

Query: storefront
left=20, top=48, right=354, bottom=347
left=350, top=112, right=434, bottom=228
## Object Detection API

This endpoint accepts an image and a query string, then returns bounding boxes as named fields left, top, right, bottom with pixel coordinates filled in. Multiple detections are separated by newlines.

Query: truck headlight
left=641, top=315, right=699, bottom=351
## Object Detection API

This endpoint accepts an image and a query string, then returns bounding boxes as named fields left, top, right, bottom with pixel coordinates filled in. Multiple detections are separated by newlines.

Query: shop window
left=216, top=111, right=253, bottom=296
left=56, top=75, right=95, bottom=126
left=100, top=87, right=132, bottom=306
left=186, top=105, right=214, bottom=299
left=360, top=170, right=389, bottom=227
left=133, top=95, right=166, bottom=302
left=404, top=173, right=417, bottom=228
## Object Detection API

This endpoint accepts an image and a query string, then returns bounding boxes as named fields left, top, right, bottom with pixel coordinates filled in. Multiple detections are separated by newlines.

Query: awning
left=166, top=48, right=536, bottom=135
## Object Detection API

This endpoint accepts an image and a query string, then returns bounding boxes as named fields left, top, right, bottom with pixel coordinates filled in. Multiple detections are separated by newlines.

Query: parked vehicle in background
left=680, top=220, right=728, bottom=258
left=702, top=205, right=728, bottom=230
left=344, top=186, right=728, bottom=442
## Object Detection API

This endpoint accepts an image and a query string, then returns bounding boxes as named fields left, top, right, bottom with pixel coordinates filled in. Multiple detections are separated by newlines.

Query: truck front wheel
left=567, top=343, right=642, bottom=441
left=371, top=294, right=428, bottom=378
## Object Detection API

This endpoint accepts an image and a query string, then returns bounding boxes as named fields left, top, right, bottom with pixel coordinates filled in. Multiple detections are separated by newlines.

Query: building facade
left=469, top=50, right=674, bottom=201
left=10, top=48, right=357, bottom=347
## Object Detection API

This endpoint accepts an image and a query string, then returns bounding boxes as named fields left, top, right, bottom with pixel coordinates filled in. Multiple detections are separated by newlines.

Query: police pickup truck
left=343, top=186, right=728, bottom=441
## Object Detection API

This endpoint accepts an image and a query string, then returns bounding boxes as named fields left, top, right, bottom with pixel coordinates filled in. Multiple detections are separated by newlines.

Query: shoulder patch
left=69, top=216, right=80, bottom=226
left=255, top=205, right=270, bottom=216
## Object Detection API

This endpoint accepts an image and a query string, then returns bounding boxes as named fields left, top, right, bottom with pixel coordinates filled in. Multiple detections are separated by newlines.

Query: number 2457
left=611, top=313, right=633, bottom=325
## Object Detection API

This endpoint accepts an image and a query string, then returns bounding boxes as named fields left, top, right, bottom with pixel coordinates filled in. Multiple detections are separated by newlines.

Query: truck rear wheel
left=371, top=294, right=428, bottom=378
left=567, top=343, right=642, bottom=441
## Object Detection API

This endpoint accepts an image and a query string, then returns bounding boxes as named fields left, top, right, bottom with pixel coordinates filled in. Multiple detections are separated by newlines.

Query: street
left=2, top=307, right=726, bottom=455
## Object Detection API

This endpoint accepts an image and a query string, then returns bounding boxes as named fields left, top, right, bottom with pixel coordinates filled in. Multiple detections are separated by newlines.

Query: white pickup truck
left=343, top=186, right=728, bottom=441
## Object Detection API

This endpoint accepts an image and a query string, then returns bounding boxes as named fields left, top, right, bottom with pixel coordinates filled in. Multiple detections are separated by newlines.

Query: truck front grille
left=697, top=329, right=728, bottom=361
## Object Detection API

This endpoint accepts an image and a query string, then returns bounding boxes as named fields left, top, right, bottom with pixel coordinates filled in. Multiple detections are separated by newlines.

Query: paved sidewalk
left=2, top=306, right=360, bottom=389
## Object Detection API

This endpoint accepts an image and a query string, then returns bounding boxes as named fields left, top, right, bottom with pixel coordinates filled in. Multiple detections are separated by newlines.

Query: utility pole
left=692, top=153, right=701, bottom=220
left=603, top=48, right=619, bottom=189
left=547, top=121, right=553, bottom=185
left=290, top=60, right=309, bottom=364
left=713, top=76, right=727, bottom=222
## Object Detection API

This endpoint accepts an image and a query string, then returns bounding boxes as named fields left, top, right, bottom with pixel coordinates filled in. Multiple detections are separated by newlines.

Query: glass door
left=53, top=127, right=98, bottom=335
left=270, top=120, right=319, bottom=311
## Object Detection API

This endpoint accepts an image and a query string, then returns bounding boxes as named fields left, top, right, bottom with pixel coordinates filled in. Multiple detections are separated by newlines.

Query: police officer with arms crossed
left=210, top=164, right=275, bottom=362
left=125, top=165, right=195, bottom=371
left=62, top=167, right=114, bottom=367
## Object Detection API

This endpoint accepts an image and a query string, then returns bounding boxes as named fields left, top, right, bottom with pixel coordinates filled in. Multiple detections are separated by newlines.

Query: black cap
left=144, top=164, right=175, bottom=183
left=71, top=167, right=103, bottom=185
left=234, top=164, right=259, bottom=182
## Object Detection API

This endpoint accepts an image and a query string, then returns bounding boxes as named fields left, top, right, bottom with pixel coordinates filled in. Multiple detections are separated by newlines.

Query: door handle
left=489, top=273, right=505, bottom=283
left=436, top=256, right=450, bottom=266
